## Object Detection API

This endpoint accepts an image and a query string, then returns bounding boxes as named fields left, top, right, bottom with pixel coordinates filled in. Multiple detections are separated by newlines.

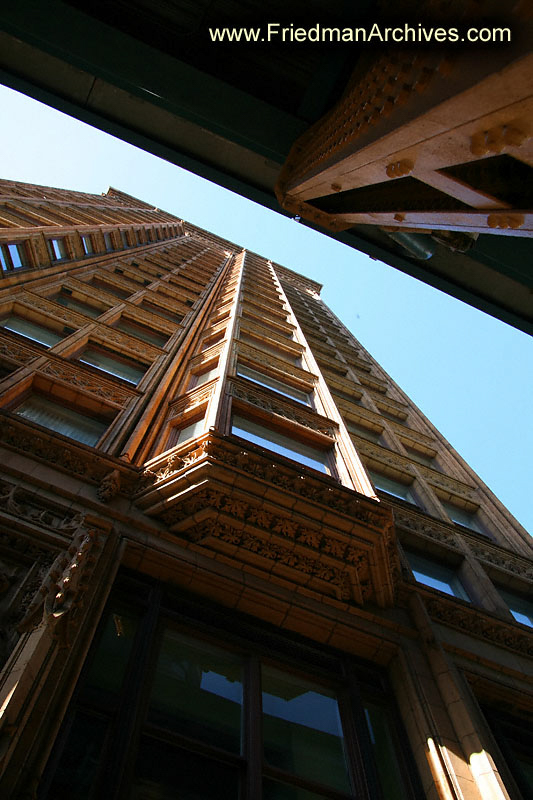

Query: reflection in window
left=55, top=291, right=101, bottom=318
left=148, top=629, right=243, bottom=752
left=81, top=235, right=94, bottom=255
left=16, top=395, right=108, bottom=446
left=237, top=364, right=311, bottom=405
left=498, top=589, right=533, bottom=627
left=442, top=501, right=484, bottom=533
left=406, top=552, right=469, bottom=601
left=262, top=666, right=351, bottom=794
left=78, top=347, right=146, bottom=385
left=47, top=237, right=68, bottom=261
left=0, top=315, right=62, bottom=347
left=0, top=241, right=28, bottom=271
left=369, top=471, right=415, bottom=504
left=232, top=415, right=330, bottom=474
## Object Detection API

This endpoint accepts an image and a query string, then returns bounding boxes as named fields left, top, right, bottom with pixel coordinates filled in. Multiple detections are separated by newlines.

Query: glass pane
left=131, top=737, right=240, bottom=800
left=79, top=348, right=145, bottom=384
left=264, top=779, right=334, bottom=800
left=176, top=417, right=205, bottom=444
left=237, top=364, right=310, bottom=405
left=368, top=471, right=413, bottom=502
left=56, top=293, right=101, bottom=318
left=262, top=666, right=351, bottom=793
left=499, top=589, right=533, bottom=627
left=83, top=606, right=140, bottom=700
left=0, top=316, right=62, bottom=347
left=232, top=416, right=329, bottom=474
left=44, top=710, right=108, bottom=800
left=148, top=629, right=243, bottom=752
left=442, top=502, right=483, bottom=533
left=364, top=703, right=409, bottom=800
left=115, top=319, right=167, bottom=347
left=7, top=243, right=25, bottom=268
left=16, top=395, right=107, bottom=446
left=406, top=553, right=469, bottom=601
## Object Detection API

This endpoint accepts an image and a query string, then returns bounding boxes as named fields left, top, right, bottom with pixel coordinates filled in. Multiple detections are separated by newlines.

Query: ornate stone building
left=0, top=178, right=531, bottom=800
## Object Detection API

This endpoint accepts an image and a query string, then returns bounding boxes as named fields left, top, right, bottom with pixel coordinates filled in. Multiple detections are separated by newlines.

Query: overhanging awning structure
left=1, top=0, right=532, bottom=333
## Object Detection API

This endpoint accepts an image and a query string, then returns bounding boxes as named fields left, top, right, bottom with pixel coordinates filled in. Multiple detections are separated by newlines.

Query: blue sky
left=1, top=83, right=531, bottom=534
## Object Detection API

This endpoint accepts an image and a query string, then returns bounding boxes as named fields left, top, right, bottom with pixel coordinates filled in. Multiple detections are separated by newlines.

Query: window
left=498, top=589, right=533, bottom=627
left=172, top=417, right=205, bottom=445
left=237, top=364, right=311, bottom=405
left=405, top=551, right=470, bottom=601
left=15, top=394, right=108, bottom=446
left=78, top=347, right=146, bottom=385
left=0, top=241, right=28, bottom=271
left=40, top=576, right=420, bottom=800
left=232, top=415, right=331, bottom=474
left=140, top=301, right=183, bottom=324
left=441, top=501, right=484, bottom=533
left=81, top=235, right=94, bottom=255
left=346, top=421, right=382, bottom=443
left=120, top=230, right=130, bottom=249
left=47, top=237, right=68, bottom=261
left=240, top=333, right=301, bottom=366
left=104, top=232, right=114, bottom=252
left=0, top=315, right=63, bottom=347
left=369, top=471, right=415, bottom=504
left=114, top=318, right=168, bottom=347
left=55, top=290, right=102, bottom=318
left=402, top=444, right=435, bottom=467
left=188, top=365, right=219, bottom=390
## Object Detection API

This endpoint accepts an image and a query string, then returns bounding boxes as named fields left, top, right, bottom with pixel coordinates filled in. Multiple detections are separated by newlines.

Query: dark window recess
left=55, top=291, right=101, bottom=318
left=310, top=178, right=471, bottom=214
left=481, top=708, right=533, bottom=799
left=39, top=574, right=422, bottom=800
left=441, top=155, right=533, bottom=208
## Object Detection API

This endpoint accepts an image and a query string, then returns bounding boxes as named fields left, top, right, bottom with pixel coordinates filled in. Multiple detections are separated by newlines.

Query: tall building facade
left=0, top=179, right=531, bottom=800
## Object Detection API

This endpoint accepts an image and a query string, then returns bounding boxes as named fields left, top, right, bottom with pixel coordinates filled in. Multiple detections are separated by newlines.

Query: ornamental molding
left=388, top=421, right=436, bottom=447
left=419, top=469, right=476, bottom=500
left=92, top=324, right=161, bottom=361
left=0, top=333, right=39, bottom=366
left=355, top=441, right=416, bottom=475
left=465, top=538, right=533, bottom=582
left=167, top=383, right=215, bottom=419
left=239, top=318, right=303, bottom=355
left=18, top=518, right=104, bottom=646
left=189, top=342, right=225, bottom=369
left=424, top=595, right=533, bottom=658
left=393, top=506, right=460, bottom=549
left=230, top=378, right=336, bottom=437
left=137, top=432, right=398, bottom=608
left=38, top=359, right=137, bottom=407
left=19, top=293, right=90, bottom=330
left=0, top=414, right=139, bottom=492
left=237, top=343, right=316, bottom=384
left=0, top=477, right=84, bottom=537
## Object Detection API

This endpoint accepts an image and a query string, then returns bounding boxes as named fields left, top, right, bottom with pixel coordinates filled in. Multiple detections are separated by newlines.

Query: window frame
left=231, top=413, right=334, bottom=476
left=39, top=572, right=423, bottom=800
left=0, top=240, right=29, bottom=271
left=76, top=343, right=148, bottom=386
left=405, top=550, right=470, bottom=601
left=12, top=390, right=112, bottom=447
left=236, top=362, right=313, bottom=406
left=47, top=237, right=69, bottom=262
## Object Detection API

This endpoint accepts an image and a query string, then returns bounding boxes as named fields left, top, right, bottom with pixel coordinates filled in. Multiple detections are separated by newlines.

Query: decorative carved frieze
left=466, top=539, right=533, bottom=582
left=167, top=383, right=215, bottom=420
left=237, top=342, right=316, bottom=385
left=0, top=332, right=41, bottom=367
left=424, top=595, right=533, bottom=658
left=418, top=468, right=476, bottom=500
left=393, top=506, right=460, bottom=549
left=188, top=342, right=225, bottom=369
left=230, top=379, right=336, bottom=437
left=137, top=433, right=397, bottom=608
left=19, top=293, right=90, bottom=330
left=355, top=441, right=416, bottom=474
left=38, top=359, right=137, bottom=406
left=0, top=416, right=139, bottom=492
left=18, top=519, right=103, bottom=646
left=92, top=324, right=161, bottom=361
left=239, top=318, right=303, bottom=355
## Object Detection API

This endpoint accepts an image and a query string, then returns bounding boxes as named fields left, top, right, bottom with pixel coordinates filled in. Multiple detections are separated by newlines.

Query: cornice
left=136, top=432, right=398, bottom=609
